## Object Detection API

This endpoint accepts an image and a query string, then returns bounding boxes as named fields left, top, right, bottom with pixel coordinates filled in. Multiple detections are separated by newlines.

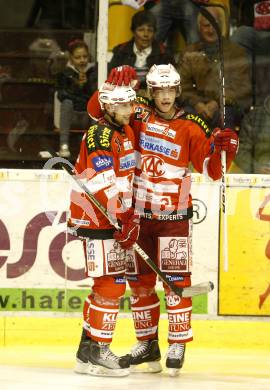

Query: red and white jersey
left=131, top=97, right=216, bottom=217
left=69, top=120, right=135, bottom=238
left=86, top=93, right=224, bottom=220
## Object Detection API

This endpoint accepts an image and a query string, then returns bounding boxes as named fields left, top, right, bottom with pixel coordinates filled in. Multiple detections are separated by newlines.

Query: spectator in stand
left=108, top=10, right=175, bottom=96
left=231, top=0, right=270, bottom=57
left=230, top=0, right=270, bottom=105
left=234, top=94, right=270, bottom=173
left=178, top=6, right=252, bottom=129
left=26, top=0, right=90, bottom=29
left=149, top=0, right=200, bottom=46
left=56, top=39, right=96, bottom=157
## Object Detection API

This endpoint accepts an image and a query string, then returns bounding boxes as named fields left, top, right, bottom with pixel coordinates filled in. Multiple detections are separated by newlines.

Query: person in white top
left=108, top=10, right=175, bottom=95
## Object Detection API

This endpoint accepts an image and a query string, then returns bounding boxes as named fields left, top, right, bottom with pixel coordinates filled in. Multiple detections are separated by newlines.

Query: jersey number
left=134, top=107, right=151, bottom=123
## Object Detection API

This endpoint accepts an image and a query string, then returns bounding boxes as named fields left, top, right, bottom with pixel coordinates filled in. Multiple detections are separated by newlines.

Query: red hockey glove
left=106, top=65, right=139, bottom=89
left=113, top=208, right=140, bottom=250
left=213, top=128, right=239, bottom=158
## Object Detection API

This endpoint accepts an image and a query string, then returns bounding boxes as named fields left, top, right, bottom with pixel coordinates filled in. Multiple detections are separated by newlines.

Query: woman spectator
left=108, top=10, right=175, bottom=95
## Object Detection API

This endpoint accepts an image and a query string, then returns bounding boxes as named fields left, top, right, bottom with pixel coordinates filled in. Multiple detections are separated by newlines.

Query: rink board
left=0, top=170, right=219, bottom=315
left=0, top=170, right=270, bottom=316
left=219, top=176, right=270, bottom=316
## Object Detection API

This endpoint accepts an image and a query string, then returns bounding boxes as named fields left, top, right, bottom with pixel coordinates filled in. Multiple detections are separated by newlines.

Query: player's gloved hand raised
left=113, top=208, right=140, bottom=250
left=213, top=128, right=239, bottom=157
left=106, top=65, right=139, bottom=89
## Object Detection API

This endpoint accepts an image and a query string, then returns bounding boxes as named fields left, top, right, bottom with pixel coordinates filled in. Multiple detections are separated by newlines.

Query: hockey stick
left=41, top=150, right=214, bottom=297
left=190, top=1, right=228, bottom=271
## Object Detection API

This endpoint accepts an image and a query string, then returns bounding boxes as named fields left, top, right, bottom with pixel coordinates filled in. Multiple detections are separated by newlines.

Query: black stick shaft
left=190, top=1, right=228, bottom=269
left=44, top=151, right=185, bottom=296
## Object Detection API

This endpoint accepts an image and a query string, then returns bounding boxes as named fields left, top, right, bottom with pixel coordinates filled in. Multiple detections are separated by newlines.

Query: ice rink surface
left=1, top=364, right=270, bottom=390
left=0, top=317, right=270, bottom=390
left=1, top=345, right=270, bottom=390
left=1, top=351, right=270, bottom=390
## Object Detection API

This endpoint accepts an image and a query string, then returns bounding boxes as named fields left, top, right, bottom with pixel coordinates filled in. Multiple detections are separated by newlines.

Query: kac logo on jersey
left=92, top=156, right=113, bottom=171
left=141, top=155, right=165, bottom=177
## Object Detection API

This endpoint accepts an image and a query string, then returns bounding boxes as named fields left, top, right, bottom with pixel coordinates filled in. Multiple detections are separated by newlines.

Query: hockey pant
left=127, top=218, right=193, bottom=344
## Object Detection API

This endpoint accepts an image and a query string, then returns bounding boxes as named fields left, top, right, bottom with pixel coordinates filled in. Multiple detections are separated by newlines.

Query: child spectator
left=56, top=39, right=96, bottom=157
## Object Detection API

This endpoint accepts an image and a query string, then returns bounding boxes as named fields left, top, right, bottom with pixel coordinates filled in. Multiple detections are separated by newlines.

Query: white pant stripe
left=131, top=301, right=160, bottom=311
left=167, top=306, right=192, bottom=313
left=90, top=303, right=119, bottom=313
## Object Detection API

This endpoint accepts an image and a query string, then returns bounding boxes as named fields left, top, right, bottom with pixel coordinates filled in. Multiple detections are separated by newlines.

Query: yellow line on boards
left=0, top=317, right=269, bottom=349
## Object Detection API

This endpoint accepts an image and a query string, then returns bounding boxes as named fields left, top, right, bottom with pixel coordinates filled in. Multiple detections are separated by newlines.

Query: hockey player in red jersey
left=70, top=82, right=140, bottom=377
left=87, top=64, right=239, bottom=376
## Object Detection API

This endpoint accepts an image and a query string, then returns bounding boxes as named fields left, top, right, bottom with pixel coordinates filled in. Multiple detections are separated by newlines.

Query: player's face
left=107, top=102, right=134, bottom=125
left=152, top=87, right=176, bottom=114
left=70, top=47, right=89, bottom=72
left=134, top=24, right=155, bottom=51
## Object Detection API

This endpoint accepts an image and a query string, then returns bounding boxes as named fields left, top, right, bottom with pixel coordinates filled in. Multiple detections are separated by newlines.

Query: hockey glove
left=207, top=128, right=238, bottom=180
left=113, top=208, right=140, bottom=250
left=213, top=128, right=239, bottom=158
left=106, top=65, right=139, bottom=89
